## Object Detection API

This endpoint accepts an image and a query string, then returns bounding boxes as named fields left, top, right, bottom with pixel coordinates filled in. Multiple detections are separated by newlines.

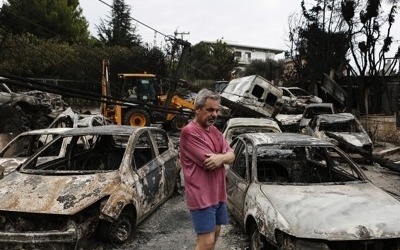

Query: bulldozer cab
left=118, top=73, right=159, bottom=104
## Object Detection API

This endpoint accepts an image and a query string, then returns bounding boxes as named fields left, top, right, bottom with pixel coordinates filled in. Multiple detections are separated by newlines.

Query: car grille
left=327, top=238, right=400, bottom=250
left=0, top=212, right=69, bottom=231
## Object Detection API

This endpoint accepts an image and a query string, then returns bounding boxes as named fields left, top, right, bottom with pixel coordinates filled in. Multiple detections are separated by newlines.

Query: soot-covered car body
left=48, top=107, right=112, bottom=128
left=0, top=82, right=67, bottom=133
left=301, top=112, right=373, bottom=154
left=279, top=87, right=322, bottom=106
left=226, top=133, right=400, bottom=249
left=279, top=86, right=322, bottom=114
left=0, top=125, right=180, bottom=249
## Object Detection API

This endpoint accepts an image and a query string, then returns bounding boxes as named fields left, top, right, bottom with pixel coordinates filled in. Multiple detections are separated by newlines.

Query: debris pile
left=0, top=82, right=67, bottom=134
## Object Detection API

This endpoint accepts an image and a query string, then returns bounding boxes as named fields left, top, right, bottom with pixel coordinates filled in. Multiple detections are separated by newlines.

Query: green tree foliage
left=186, top=40, right=238, bottom=81
left=0, top=0, right=166, bottom=98
left=96, top=0, right=141, bottom=47
left=105, top=45, right=167, bottom=80
left=243, top=59, right=284, bottom=83
left=0, top=36, right=166, bottom=82
left=0, top=0, right=89, bottom=43
left=0, top=34, right=101, bottom=80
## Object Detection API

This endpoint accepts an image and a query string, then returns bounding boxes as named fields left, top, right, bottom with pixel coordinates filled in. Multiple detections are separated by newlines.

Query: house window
left=245, top=52, right=251, bottom=63
left=234, top=51, right=242, bottom=58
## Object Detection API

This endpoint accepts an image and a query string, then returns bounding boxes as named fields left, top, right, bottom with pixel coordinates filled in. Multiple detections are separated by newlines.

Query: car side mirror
left=301, top=128, right=307, bottom=134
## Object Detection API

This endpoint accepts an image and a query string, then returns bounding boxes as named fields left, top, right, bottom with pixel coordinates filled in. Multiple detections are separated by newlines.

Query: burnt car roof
left=10, top=127, right=73, bottom=136
left=304, top=102, right=334, bottom=108
left=224, top=117, right=281, bottom=127
left=60, top=124, right=156, bottom=136
left=314, top=112, right=355, bottom=123
left=238, top=132, right=332, bottom=146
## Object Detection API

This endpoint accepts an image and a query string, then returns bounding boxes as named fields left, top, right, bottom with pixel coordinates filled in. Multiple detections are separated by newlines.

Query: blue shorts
left=190, top=202, right=229, bottom=234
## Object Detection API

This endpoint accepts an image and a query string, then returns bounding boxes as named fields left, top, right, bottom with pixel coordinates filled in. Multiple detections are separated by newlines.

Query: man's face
left=196, top=98, right=220, bottom=128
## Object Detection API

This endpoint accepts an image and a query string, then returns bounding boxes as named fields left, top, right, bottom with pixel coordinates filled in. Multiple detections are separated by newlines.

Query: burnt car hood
left=260, top=182, right=400, bottom=240
left=0, top=171, right=120, bottom=215
left=0, top=158, right=27, bottom=176
left=326, top=132, right=372, bottom=147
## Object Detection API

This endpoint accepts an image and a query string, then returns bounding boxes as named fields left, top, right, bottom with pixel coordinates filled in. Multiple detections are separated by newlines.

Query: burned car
left=227, top=133, right=400, bottom=249
left=298, top=102, right=336, bottom=131
left=0, top=82, right=67, bottom=133
left=220, top=75, right=283, bottom=118
left=0, top=127, right=74, bottom=178
left=274, top=113, right=303, bottom=133
left=49, top=107, right=113, bottom=128
left=301, top=112, right=373, bottom=155
left=279, top=86, right=322, bottom=114
left=279, top=86, right=322, bottom=105
left=0, top=125, right=180, bottom=249
left=222, top=117, right=282, bottom=143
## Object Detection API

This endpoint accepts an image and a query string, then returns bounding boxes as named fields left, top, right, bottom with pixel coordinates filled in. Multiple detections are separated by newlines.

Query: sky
left=80, top=0, right=301, bottom=54
left=80, top=0, right=400, bottom=59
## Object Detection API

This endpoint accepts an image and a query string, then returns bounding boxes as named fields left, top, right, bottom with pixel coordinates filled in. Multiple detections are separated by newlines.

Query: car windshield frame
left=318, top=119, right=363, bottom=133
left=253, top=143, right=367, bottom=184
left=19, top=133, right=130, bottom=175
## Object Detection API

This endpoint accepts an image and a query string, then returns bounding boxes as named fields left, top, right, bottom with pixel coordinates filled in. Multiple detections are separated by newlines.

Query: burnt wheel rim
left=175, top=118, right=187, bottom=130
left=130, top=114, right=147, bottom=126
left=111, top=215, right=132, bottom=243
left=250, top=226, right=262, bottom=250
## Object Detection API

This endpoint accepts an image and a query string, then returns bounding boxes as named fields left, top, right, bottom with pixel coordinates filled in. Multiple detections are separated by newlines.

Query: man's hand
left=203, top=151, right=235, bottom=170
left=203, top=153, right=223, bottom=170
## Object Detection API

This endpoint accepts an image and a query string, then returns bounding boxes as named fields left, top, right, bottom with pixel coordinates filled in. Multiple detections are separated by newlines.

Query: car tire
left=170, top=115, right=188, bottom=132
left=123, top=109, right=151, bottom=127
left=249, top=223, right=264, bottom=250
left=98, top=211, right=135, bottom=245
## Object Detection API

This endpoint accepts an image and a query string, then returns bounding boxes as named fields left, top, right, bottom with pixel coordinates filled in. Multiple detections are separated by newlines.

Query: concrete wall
left=360, top=115, right=400, bottom=144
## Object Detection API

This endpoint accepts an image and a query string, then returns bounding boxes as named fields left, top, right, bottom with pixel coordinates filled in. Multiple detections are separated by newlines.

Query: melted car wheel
left=98, top=211, right=135, bottom=245
left=170, top=115, right=188, bottom=132
left=249, top=224, right=263, bottom=250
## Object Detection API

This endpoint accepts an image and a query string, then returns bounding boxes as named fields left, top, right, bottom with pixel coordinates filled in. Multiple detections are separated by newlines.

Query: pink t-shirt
left=180, top=121, right=233, bottom=210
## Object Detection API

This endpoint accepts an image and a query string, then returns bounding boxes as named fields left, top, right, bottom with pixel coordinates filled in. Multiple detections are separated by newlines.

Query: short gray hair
left=194, top=88, right=220, bottom=109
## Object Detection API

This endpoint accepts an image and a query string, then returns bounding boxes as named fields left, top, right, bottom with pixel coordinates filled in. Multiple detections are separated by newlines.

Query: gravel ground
left=361, top=142, right=400, bottom=196
left=83, top=195, right=249, bottom=250
left=85, top=170, right=250, bottom=250
left=111, top=193, right=249, bottom=250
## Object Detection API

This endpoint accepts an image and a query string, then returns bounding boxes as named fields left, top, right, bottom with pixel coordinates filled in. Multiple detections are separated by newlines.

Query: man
left=180, top=88, right=235, bottom=250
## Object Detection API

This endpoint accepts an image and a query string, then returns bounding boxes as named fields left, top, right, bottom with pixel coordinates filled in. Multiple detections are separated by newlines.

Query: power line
left=96, top=0, right=173, bottom=41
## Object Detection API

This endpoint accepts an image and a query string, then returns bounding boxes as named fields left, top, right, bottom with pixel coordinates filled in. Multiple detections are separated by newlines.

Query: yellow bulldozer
left=100, top=49, right=194, bottom=132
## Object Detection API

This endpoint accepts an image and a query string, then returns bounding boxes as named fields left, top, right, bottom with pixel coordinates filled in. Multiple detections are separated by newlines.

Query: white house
left=230, top=43, right=284, bottom=66
left=203, top=41, right=285, bottom=67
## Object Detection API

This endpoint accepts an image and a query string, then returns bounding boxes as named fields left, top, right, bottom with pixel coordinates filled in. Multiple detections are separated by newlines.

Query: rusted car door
left=151, top=130, right=177, bottom=196
left=132, top=130, right=164, bottom=215
left=227, top=139, right=251, bottom=223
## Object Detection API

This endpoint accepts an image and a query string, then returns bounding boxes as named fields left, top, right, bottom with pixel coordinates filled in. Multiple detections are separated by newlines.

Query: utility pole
left=174, top=29, right=190, bottom=40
